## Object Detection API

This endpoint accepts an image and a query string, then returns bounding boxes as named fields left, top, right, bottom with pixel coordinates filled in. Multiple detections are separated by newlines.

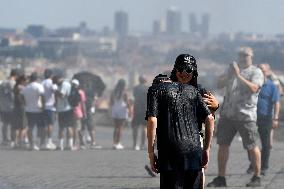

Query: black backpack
left=68, top=86, right=81, bottom=107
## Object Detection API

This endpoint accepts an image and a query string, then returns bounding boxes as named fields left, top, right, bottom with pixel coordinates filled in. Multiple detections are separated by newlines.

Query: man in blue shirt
left=257, top=63, right=280, bottom=176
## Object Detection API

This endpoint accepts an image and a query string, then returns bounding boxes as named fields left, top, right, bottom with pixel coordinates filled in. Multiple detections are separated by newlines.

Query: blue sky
left=1, top=0, right=284, bottom=34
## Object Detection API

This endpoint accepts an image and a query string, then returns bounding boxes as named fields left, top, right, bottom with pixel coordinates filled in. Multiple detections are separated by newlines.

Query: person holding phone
left=207, top=47, right=264, bottom=187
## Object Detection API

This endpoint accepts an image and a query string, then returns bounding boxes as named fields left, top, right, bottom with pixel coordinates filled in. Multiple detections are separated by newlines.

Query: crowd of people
left=0, top=69, right=105, bottom=151
left=146, top=47, right=283, bottom=188
left=0, top=46, right=282, bottom=188
left=0, top=67, right=150, bottom=152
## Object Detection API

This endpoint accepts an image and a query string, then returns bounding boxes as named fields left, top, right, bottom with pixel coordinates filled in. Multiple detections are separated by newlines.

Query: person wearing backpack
left=0, top=69, right=19, bottom=147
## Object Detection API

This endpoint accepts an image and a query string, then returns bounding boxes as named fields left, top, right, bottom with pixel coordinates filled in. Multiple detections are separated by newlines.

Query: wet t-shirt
left=146, top=82, right=210, bottom=171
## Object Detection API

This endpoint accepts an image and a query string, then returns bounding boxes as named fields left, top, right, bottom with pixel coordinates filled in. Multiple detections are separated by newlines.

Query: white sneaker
left=134, top=145, right=140, bottom=151
left=46, top=142, right=56, bottom=150
left=86, top=136, right=92, bottom=144
left=29, top=145, right=40, bottom=151
left=113, top=143, right=124, bottom=150
left=10, top=141, right=16, bottom=149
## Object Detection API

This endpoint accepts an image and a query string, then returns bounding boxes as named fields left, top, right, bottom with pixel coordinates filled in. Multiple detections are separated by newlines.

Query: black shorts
left=0, top=111, right=14, bottom=125
left=58, top=110, right=75, bottom=128
left=13, top=109, right=26, bottom=129
left=26, top=112, right=45, bottom=128
left=160, top=169, right=201, bottom=189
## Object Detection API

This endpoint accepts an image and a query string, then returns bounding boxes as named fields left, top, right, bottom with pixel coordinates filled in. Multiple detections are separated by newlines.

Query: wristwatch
left=211, top=104, right=220, bottom=111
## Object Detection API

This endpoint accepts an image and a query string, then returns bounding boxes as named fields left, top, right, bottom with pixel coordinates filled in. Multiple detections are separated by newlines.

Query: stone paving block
left=0, top=126, right=282, bottom=188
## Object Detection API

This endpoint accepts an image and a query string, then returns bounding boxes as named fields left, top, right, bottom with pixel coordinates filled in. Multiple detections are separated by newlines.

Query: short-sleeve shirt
left=42, top=78, right=57, bottom=111
left=257, top=79, right=280, bottom=117
left=133, top=84, right=148, bottom=117
left=21, top=82, right=44, bottom=113
left=146, top=82, right=210, bottom=171
left=73, top=89, right=86, bottom=119
left=0, top=79, right=16, bottom=112
left=56, top=81, right=72, bottom=112
left=220, top=65, right=264, bottom=121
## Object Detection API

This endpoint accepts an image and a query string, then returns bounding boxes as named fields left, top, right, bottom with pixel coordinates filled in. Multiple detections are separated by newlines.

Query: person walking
left=110, top=79, right=131, bottom=150
left=207, top=47, right=264, bottom=187
left=146, top=54, right=215, bottom=189
left=256, top=63, right=280, bottom=176
left=263, top=64, right=283, bottom=149
left=132, top=75, right=148, bottom=150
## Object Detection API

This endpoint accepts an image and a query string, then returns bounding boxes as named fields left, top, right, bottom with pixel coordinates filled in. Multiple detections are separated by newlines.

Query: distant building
left=152, top=19, right=166, bottom=35
left=114, top=11, right=129, bottom=37
left=201, top=14, right=210, bottom=38
left=189, top=14, right=198, bottom=34
left=0, top=28, right=16, bottom=38
left=189, top=13, right=210, bottom=38
left=79, top=21, right=88, bottom=35
left=25, top=25, right=47, bottom=38
left=166, top=7, right=182, bottom=35
left=37, top=36, right=117, bottom=59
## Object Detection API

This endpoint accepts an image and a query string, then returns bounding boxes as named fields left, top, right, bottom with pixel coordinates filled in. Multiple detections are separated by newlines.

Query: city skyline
left=1, top=0, right=284, bottom=35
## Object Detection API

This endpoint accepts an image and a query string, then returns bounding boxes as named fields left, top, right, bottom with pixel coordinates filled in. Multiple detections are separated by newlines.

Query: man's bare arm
left=232, top=63, right=260, bottom=93
left=147, top=116, right=157, bottom=153
left=202, top=114, right=215, bottom=168
left=147, top=116, right=158, bottom=173
left=237, top=74, right=260, bottom=93
left=272, top=101, right=280, bottom=129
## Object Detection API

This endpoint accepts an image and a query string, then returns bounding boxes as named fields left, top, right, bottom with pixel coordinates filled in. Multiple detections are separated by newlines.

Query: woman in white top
left=110, top=79, right=131, bottom=150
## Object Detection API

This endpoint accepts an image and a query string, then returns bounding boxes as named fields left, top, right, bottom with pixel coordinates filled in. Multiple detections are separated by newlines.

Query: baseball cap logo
left=184, top=56, right=190, bottom=63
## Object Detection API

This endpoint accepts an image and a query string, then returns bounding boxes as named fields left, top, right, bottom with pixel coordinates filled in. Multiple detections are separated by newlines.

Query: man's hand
left=202, top=149, right=209, bottom=169
left=272, top=120, right=279, bottom=129
left=148, top=152, right=159, bottom=174
left=203, top=92, right=219, bottom=110
left=232, top=61, right=240, bottom=76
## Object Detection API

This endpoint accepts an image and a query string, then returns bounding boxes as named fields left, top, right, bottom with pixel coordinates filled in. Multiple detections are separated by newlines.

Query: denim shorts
left=43, top=110, right=56, bottom=125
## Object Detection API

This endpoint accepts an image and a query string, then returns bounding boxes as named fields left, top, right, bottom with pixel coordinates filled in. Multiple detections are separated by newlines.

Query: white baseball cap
left=71, top=79, right=80, bottom=86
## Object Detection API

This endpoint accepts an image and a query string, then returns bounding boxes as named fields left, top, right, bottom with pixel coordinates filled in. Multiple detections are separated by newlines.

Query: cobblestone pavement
left=0, top=125, right=283, bottom=189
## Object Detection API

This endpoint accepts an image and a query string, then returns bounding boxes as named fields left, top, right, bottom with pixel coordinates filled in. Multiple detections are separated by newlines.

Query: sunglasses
left=176, top=66, right=194, bottom=74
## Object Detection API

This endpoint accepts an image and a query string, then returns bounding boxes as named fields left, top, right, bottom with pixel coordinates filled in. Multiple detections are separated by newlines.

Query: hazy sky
left=1, top=0, right=284, bottom=34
